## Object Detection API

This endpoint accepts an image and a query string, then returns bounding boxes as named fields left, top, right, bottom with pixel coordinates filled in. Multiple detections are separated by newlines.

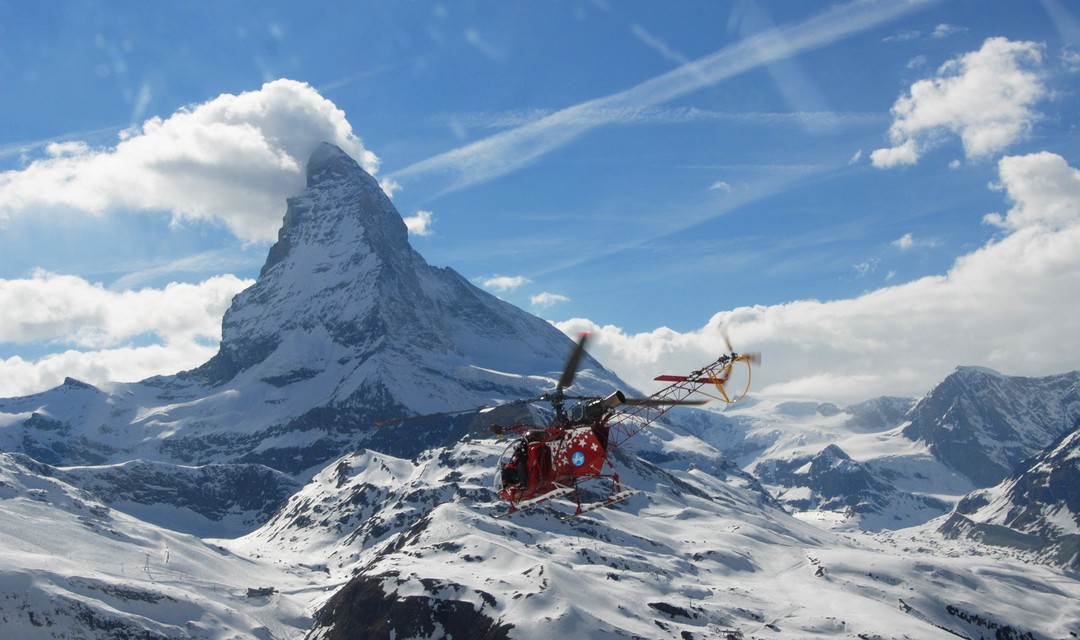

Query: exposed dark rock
left=306, top=573, right=512, bottom=640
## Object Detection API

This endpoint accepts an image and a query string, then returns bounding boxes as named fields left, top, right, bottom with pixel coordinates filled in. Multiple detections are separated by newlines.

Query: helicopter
left=377, top=332, right=758, bottom=520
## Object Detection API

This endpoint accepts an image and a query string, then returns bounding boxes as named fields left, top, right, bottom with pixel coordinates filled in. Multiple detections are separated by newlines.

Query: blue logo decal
left=571, top=451, right=586, bottom=467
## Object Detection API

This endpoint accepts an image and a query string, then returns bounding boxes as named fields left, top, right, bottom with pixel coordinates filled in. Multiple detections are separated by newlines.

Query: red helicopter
left=380, top=333, right=758, bottom=519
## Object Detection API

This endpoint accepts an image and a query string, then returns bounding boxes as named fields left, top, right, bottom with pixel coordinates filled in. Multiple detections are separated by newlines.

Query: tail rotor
left=708, top=324, right=758, bottom=404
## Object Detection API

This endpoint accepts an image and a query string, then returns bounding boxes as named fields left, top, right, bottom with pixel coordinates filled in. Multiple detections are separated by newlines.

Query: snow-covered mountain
left=940, top=424, right=1080, bottom=570
left=680, top=367, right=1080, bottom=533
left=7, top=437, right=1079, bottom=639
left=0, top=452, right=316, bottom=639
left=903, top=366, right=1080, bottom=486
left=293, top=441, right=1080, bottom=640
left=0, top=143, right=624, bottom=477
left=2, top=143, right=1080, bottom=638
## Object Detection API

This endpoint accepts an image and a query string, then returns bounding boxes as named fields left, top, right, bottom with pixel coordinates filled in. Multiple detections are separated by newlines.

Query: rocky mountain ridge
left=940, top=424, right=1080, bottom=569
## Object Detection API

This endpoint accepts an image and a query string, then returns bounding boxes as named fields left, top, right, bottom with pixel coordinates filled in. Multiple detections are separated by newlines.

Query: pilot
left=501, top=441, right=529, bottom=487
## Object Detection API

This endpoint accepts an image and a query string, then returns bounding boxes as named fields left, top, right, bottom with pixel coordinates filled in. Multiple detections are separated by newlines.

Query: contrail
left=388, top=0, right=935, bottom=195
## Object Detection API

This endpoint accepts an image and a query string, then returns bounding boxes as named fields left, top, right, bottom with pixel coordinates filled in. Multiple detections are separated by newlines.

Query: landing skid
left=492, top=485, right=576, bottom=519
left=492, top=486, right=638, bottom=521
left=559, top=489, right=639, bottom=522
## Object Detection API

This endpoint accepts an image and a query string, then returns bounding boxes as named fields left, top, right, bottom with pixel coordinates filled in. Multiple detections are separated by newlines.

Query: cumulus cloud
left=482, top=275, right=530, bottom=292
left=0, top=345, right=220, bottom=399
left=531, top=292, right=570, bottom=309
left=872, top=38, right=1046, bottom=168
left=558, top=152, right=1080, bottom=406
left=0, top=271, right=253, bottom=396
left=0, top=79, right=377, bottom=242
left=403, top=209, right=435, bottom=236
left=931, top=23, right=964, bottom=39
left=893, top=232, right=915, bottom=250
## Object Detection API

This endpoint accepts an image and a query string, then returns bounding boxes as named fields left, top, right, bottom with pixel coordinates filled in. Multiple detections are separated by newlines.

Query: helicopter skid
left=559, top=489, right=639, bottom=522
left=492, top=485, right=577, bottom=519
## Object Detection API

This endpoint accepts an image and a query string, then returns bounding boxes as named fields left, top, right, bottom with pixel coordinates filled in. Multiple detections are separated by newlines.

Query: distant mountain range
left=1, top=143, right=1077, bottom=639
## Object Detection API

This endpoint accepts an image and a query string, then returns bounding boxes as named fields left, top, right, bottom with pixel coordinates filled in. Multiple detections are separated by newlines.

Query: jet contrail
left=389, top=0, right=935, bottom=195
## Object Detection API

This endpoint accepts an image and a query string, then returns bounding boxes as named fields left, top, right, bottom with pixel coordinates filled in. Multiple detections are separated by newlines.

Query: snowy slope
left=4, top=436, right=1078, bottom=639
left=226, top=440, right=1080, bottom=639
left=678, top=396, right=974, bottom=532
left=940, top=425, right=1080, bottom=570
left=54, top=459, right=299, bottom=537
left=0, top=453, right=321, bottom=639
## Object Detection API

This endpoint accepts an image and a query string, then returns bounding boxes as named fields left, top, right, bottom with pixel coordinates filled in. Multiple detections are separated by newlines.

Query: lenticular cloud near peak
left=0, top=79, right=377, bottom=243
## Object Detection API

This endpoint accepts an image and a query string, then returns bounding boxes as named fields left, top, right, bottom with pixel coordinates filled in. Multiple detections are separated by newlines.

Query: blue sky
left=2, top=0, right=1080, bottom=403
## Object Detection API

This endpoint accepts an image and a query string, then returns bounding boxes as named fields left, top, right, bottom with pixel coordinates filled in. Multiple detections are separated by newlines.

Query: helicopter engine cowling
left=572, top=390, right=626, bottom=423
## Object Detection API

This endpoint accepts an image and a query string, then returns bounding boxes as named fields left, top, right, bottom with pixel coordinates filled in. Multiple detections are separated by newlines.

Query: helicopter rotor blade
left=719, top=324, right=734, bottom=353
left=375, top=406, right=492, bottom=427
left=631, top=398, right=709, bottom=406
left=721, top=324, right=761, bottom=365
left=556, top=332, right=591, bottom=393
left=374, top=396, right=543, bottom=427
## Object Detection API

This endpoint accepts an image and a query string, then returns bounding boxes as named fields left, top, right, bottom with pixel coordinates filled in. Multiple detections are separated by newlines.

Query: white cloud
left=403, top=209, right=435, bottom=236
left=0, top=344, right=220, bottom=399
left=557, top=152, right=1080, bottom=406
left=884, top=30, right=922, bottom=43
left=0, top=270, right=251, bottom=348
left=482, top=275, right=530, bottom=292
left=0, top=271, right=253, bottom=396
left=853, top=258, right=879, bottom=277
left=0, top=79, right=378, bottom=243
left=1064, top=48, right=1080, bottom=73
left=531, top=292, right=570, bottom=309
left=871, top=139, right=918, bottom=168
left=990, top=151, right=1080, bottom=230
left=872, top=38, right=1046, bottom=168
left=893, top=232, right=915, bottom=250
left=710, top=180, right=733, bottom=193
left=931, top=23, right=964, bottom=39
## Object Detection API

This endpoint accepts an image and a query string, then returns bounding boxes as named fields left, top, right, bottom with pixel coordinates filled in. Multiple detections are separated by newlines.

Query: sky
left=1, top=0, right=1079, bottom=405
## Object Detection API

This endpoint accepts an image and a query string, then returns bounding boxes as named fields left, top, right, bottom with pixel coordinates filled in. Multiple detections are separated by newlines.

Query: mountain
left=679, top=368, right=1080, bottom=533
left=754, top=443, right=952, bottom=532
left=939, top=425, right=1080, bottom=570
left=903, top=366, right=1080, bottom=486
left=0, top=143, right=623, bottom=477
left=7, top=437, right=1078, bottom=639
left=53, top=458, right=300, bottom=537
left=222, top=439, right=1080, bottom=640
left=676, top=397, right=973, bottom=532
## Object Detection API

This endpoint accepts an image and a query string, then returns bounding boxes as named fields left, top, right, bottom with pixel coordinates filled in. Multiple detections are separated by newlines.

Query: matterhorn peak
left=305, top=141, right=377, bottom=189
left=261, top=142, right=407, bottom=278
left=172, top=142, right=607, bottom=468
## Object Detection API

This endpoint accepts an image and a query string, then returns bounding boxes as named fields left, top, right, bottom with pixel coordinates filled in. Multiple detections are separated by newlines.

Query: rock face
left=940, top=425, right=1080, bottom=569
left=307, top=573, right=513, bottom=640
left=903, top=366, right=1080, bottom=486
